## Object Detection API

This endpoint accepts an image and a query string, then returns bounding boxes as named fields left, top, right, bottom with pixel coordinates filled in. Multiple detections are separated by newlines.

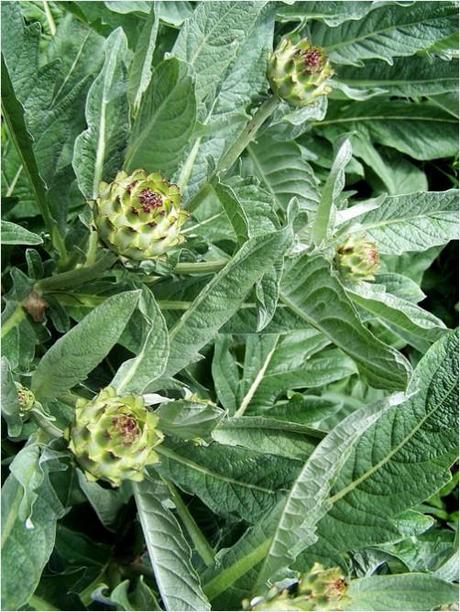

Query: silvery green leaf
left=355, top=189, right=459, bottom=254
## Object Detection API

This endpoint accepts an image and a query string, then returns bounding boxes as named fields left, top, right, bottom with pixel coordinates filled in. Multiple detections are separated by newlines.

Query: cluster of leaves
left=1, top=1, right=459, bottom=611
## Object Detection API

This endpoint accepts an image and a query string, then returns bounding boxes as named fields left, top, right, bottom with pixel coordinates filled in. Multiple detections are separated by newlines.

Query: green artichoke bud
left=94, top=169, right=188, bottom=261
left=15, top=383, right=36, bottom=416
left=248, top=564, right=348, bottom=611
left=336, top=234, right=380, bottom=281
left=69, top=387, right=164, bottom=487
left=268, top=37, right=334, bottom=107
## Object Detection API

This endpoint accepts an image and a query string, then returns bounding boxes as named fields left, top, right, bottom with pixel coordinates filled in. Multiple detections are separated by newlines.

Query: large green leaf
left=1, top=456, right=65, bottom=610
left=201, top=392, right=406, bottom=600
left=32, top=291, right=139, bottom=400
left=355, top=189, right=459, bottom=254
left=346, top=573, right=459, bottom=611
left=245, top=137, right=319, bottom=212
left=161, top=225, right=293, bottom=379
left=125, top=58, right=196, bottom=176
left=299, top=331, right=458, bottom=566
left=73, top=28, right=129, bottom=199
left=112, top=287, right=169, bottom=395
left=336, top=56, right=459, bottom=98
left=172, top=1, right=265, bottom=108
left=156, top=440, right=300, bottom=522
left=318, top=100, right=458, bottom=160
left=133, top=479, right=210, bottom=611
left=176, top=5, right=273, bottom=197
left=311, top=138, right=352, bottom=244
left=345, top=280, right=447, bottom=353
left=212, top=416, right=323, bottom=461
left=280, top=254, right=410, bottom=390
left=127, top=5, right=159, bottom=117
left=312, top=2, right=458, bottom=65
left=276, top=1, right=375, bottom=26
left=1, top=220, right=42, bottom=245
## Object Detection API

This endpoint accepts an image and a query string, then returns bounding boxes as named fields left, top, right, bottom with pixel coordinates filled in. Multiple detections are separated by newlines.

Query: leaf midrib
left=329, top=378, right=457, bottom=503
left=156, top=446, right=279, bottom=495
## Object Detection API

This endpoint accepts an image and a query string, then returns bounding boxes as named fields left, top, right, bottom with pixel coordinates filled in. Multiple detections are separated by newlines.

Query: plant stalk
left=164, top=479, right=215, bottom=567
left=35, top=252, right=116, bottom=293
left=186, top=95, right=280, bottom=213
left=174, top=259, right=229, bottom=275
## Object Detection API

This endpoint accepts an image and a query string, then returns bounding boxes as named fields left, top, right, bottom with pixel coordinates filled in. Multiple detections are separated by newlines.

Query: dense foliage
left=1, top=1, right=459, bottom=611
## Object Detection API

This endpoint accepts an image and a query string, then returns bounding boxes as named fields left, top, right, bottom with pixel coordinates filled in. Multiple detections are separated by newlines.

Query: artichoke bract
left=15, top=383, right=36, bottom=416
left=248, top=563, right=348, bottom=611
left=268, top=37, right=334, bottom=107
left=69, top=387, right=164, bottom=487
left=94, top=169, right=188, bottom=261
left=336, top=234, right=380, bottom=281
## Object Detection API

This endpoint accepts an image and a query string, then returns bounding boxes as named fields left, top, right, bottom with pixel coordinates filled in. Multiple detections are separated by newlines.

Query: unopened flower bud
left=94, top=169, right=188, bottom=261
left=69, top=387, right=164, bottom=487
left=268, top=37, right=334, bottom=107
left=336, top=234, right=380, bottom=281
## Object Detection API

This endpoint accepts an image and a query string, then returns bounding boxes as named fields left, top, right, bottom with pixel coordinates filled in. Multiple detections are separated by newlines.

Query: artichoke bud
left=248, top=564, right=348, bottom=611
left=298, top=563, right=348, bottom=609
left=336, top=234, right=380, bottom=281
left=15, top=383, right=36, bottom=417
left=69, top=387, right=164, bottom=487
left=268, top=37, right=334, bottom=107
left=94, top=169, right=189, bottom=261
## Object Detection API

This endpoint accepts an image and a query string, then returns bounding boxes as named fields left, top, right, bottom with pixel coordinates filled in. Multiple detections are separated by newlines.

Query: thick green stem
left=174, top=258, right=228, bottom=275
left=164, top=479, right=215, bottom=567
left=1, top=305, right=25, bottom=338
left=186, top=95, right=280, bottom=213
left=35, top=252, right=116, bottom=293
left=42, top=0, right=57, bottom=36
left=33, top=412, right=64, bottom=439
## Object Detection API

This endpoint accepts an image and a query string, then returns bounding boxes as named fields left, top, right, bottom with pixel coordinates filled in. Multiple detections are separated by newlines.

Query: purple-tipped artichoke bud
left=336, top=234, right=380, bottom=281
left=268, top=37, right=334, bottom=107
left=15, top=383, right=36, bottom=416
left=94, top=169, right=189, bottom=261
left=248, top=563, right=348, bottom=610
left=69, top=387, right=164, bottom=487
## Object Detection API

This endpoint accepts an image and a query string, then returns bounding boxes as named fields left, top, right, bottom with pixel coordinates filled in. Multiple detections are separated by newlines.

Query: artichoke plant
left=94, top=169, right=188, bottom=261
left=15, top=383, right=36, bottom=416
left=336, top=234, right=380, bottom=281
left=69, top=387, right=164, bottom=487
left=268, top=37, right=334, bottom=107
left=249, top=564, right=349, bottom=611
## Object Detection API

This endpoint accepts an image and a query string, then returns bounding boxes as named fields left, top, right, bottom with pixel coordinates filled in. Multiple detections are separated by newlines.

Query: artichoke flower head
left=69, top=387, right=164, bottom=487
left=94, top=169, right=188, bottom=261
left=269, top=37, right=334, bottom=107
left=336, top=234, right=380, bottom=281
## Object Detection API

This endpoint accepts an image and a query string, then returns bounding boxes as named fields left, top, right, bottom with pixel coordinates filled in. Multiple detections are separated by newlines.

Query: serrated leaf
left=280, top=255, right=410, bottom=390
left=319, top=100, right=458, bottom=160
left=1, top=461, right=65, bottom=610
left=355, top=189, right=459, bottom=254
left=312, top=2, right=458, bottom=66
left=127, top=5, right=159, bottom=117
left=173, top=1, right=265, bottom=109
left=73, top=28, right=129, bottom=199
left=346, top=280, right=447, bottom=353
left=160, top=225, right=293, bottom=380
left=336, top=56, right=459, bottom=98
left=125, top=58, right=196, bottom=176
left=299, top=331, right=458, bottom=566
left=346, top=573, right=459, bottom=611
left=112, top=287, right=169, bottom=395
left=245, top=137, right=319, bottom=212
left=1, top=220, right=42, bottom=245
left=32, top=291, right=139, bottom=400
left=133, top=479, right=210, bottom=611
left=156, top=440, right=300, bottom=522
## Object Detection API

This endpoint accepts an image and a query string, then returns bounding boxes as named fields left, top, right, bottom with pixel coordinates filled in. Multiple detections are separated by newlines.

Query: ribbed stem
left=186, top=95, right=280, bottom=213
